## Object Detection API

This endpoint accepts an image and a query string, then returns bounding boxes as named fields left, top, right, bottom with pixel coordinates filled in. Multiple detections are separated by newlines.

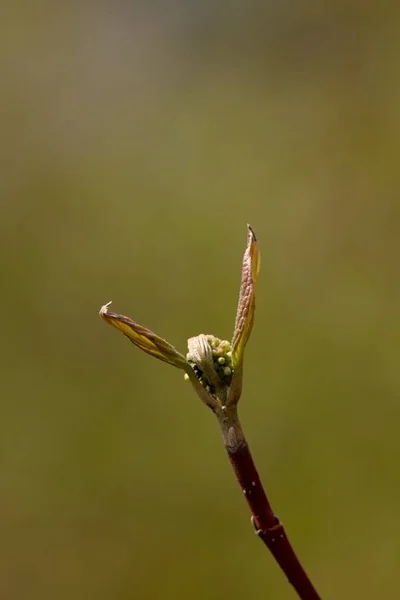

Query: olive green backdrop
left=1, top=2, right=399, bottom=598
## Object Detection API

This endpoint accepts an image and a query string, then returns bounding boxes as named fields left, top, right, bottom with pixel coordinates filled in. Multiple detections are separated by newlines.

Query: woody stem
left=215, top=405, right=322, bottom=600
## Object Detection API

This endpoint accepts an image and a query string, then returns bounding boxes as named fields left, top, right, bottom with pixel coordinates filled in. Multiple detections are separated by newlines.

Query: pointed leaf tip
left=99, top=301, right=112, bottom=317
left=247, top=223, right=257, bottom=242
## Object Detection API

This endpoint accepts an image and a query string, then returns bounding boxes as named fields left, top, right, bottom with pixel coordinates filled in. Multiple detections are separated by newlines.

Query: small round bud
left=223, top=366, right=232, bottom=377
left=218, top=356, right=226, bottom=365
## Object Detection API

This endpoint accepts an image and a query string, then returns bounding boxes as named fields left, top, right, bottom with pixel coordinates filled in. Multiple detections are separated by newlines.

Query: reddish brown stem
left=217, top=408, right=321, bottom=600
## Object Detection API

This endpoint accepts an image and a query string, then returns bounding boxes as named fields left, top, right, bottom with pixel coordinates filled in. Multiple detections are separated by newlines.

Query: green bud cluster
left=184, top=334, right=234, bottom=395
left=207, top=335, right=233, bottom=384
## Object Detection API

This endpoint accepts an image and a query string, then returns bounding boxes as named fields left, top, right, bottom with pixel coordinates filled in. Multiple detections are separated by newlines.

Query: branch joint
left=251, top=515, right=285, bottom=544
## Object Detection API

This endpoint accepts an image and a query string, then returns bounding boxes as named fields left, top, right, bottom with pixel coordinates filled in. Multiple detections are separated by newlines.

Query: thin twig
left=216, top=405, right=321, bottom=600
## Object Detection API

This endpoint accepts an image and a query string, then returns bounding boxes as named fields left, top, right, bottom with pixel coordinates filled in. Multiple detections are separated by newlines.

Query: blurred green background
left=1, top=2, right=400, bottom=598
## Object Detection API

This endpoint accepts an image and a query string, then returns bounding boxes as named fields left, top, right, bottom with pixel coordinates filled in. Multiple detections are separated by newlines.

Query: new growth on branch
left=100, top=226, right=321, bottom=600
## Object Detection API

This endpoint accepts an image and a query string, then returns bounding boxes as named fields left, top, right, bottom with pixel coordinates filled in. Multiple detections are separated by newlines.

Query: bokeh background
left=1, top=1, right=400, bottom=598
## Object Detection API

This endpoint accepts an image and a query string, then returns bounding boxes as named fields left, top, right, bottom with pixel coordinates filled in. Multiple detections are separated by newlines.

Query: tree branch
left=216, top=405, right=321, bottom=600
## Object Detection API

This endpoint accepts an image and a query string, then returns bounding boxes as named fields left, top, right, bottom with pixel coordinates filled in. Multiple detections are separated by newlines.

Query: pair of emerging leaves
left=100, top=225, right=260, bottom=410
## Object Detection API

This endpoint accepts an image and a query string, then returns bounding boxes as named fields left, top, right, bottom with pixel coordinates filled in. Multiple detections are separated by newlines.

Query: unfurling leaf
left=99, top=302, right=188, bottom=369
left=231, top=225, right=260, bottom=369
left=226, top=225, right=260, bottom=406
